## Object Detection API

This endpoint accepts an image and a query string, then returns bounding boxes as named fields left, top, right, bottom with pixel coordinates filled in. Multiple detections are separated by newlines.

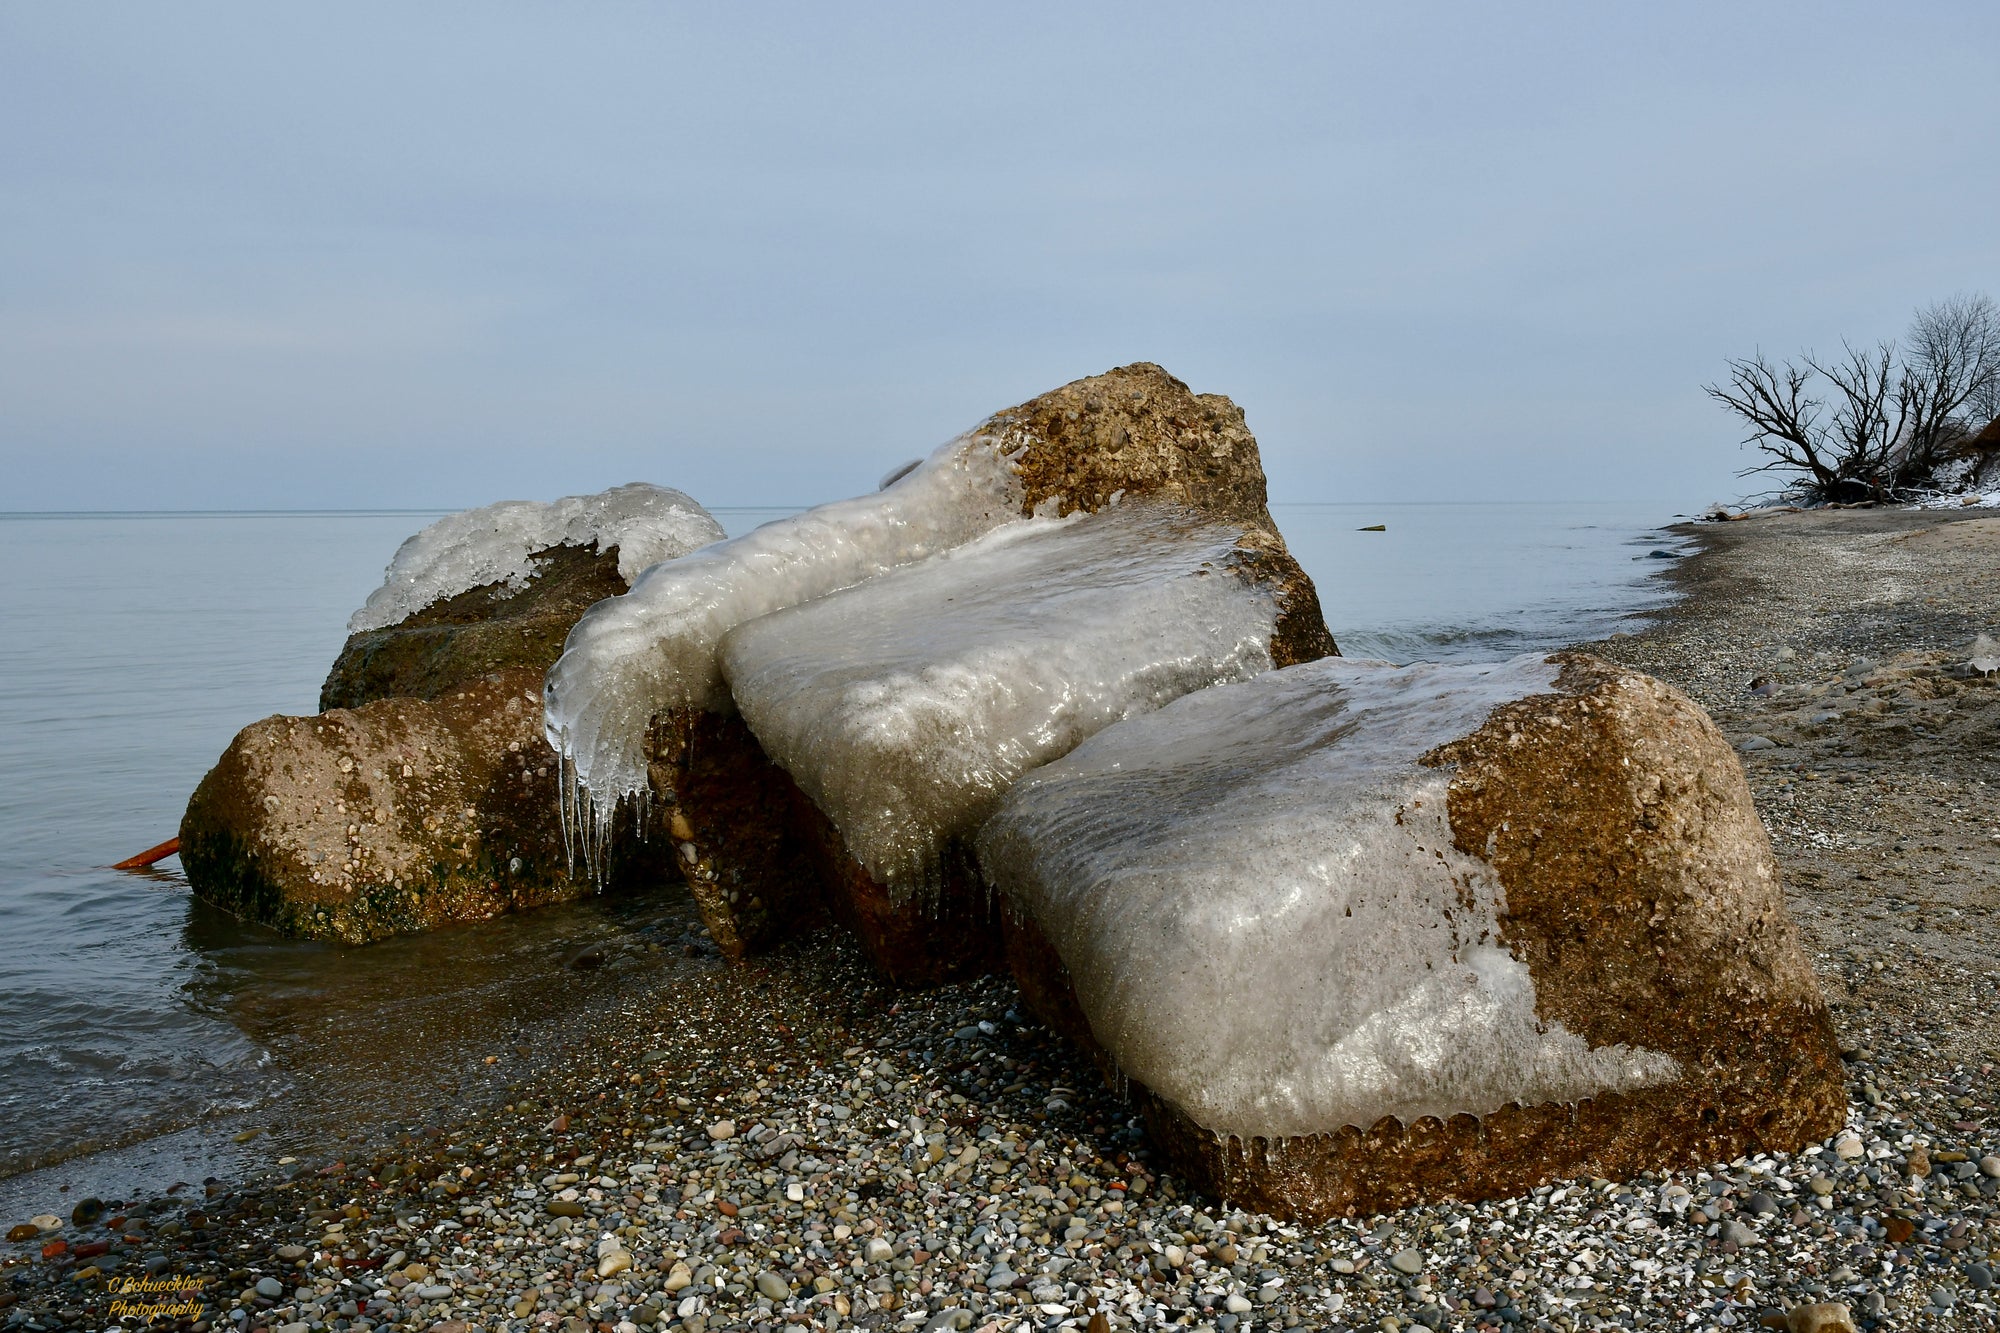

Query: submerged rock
left=980, top=651, right=1845, bottom=1218
left=184, top=487, right=723, bottom=940
left=554, top=364, right=1337, bottom=974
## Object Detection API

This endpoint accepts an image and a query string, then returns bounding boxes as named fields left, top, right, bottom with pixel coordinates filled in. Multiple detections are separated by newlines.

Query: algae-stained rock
left=182, top=668, right=586, bottom=942
left=980, top=651, right=1844, bottom=1219
left=322, top=543, right=632, bottom=711
left=719, top=500, right=1327, bottom=984
left=326, top=484, right=724, bottom=711
left=580, top=364, right=1337, bottom=975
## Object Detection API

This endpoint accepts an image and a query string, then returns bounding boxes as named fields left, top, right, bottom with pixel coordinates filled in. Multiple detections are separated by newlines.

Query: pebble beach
left=4, top=506, right=1999, bottom=1333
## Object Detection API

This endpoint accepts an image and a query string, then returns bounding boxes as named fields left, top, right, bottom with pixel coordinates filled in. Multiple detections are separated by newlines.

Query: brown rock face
left=989, top=361, right=1280, bottom=526
left=997, top=653, right=1843, bottom=1220
left=322, top=543, right=629, bottom=711
left=181, top=668, right=591, bottom=942
left=640, top=707, right=824, bottom=960
left=658, top=365, right=1336, bottom=981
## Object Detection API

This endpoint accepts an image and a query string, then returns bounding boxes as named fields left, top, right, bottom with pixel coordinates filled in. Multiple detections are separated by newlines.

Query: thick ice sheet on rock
left=543, top=436, right=1024, bottom=841
left=978, top=654, right=1680, bottom=1141
left=349, top=484, right=723, bottom=633
left=720, top=503, right=1282, bottom=893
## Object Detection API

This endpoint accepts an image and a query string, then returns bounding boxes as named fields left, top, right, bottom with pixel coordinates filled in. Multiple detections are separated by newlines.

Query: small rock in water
left=6, top=1223, right=38, bottom=1242
left=68, top=1198, right=104, bottom=1228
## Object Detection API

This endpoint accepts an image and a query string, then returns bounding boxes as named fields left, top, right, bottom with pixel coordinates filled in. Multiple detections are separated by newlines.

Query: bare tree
left=1903, top=293, right=2000, bottom=469
left=1704, top=344, right=1900, bottom=501
left=1706, top=292, right=2000, bottom=502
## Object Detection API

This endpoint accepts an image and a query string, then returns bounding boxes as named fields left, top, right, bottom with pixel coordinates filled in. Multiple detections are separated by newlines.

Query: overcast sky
left=2, top=3, right=1995, bottom=513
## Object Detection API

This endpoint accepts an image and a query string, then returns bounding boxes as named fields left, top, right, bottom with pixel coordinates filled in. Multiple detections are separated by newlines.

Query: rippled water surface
left=0, top=501, right=1684, bottom=1203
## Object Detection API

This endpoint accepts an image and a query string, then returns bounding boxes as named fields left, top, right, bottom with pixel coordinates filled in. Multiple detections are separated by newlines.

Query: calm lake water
left=0, top=502, right=1686, bottom=1208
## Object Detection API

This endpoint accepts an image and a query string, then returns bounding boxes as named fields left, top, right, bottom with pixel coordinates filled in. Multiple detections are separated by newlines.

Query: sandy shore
left=2, top=508, right=1997, bottom=1333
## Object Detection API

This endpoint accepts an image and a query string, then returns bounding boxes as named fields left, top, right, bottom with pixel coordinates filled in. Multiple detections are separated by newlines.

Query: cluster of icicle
left=543, top=435, right=1026, bottom=877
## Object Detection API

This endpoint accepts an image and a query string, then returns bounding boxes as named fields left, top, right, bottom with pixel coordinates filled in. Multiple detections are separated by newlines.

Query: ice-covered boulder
left=181, top=668, right=586, bottom=941
left=980, top=652, right=1844, bottom=1219
left=184, top=486, right=723, bottom=941
left=542, top=364, right=1336, bottom=968
left=721, top=501, right=1329, bottom=983
left=325, top=484, right=722, bottom=709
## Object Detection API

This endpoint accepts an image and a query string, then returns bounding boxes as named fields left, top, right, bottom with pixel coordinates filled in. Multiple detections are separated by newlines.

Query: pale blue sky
left=2, top=3, right=1995, bottom=512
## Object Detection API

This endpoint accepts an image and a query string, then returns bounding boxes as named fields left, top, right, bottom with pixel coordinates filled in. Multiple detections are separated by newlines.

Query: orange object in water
left=112, top=836, right=180, bottom=870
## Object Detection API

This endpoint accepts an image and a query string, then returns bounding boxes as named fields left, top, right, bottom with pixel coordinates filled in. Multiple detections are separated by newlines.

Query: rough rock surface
left=640, top=707, right=824, bottom=960
left=322, top=543, right=630, bottom=711
left=991, top=651, right=1845, bottom=1219
left=181, top=667, right=589, bottom=942
left=659, top=364, right=1336, bottom=979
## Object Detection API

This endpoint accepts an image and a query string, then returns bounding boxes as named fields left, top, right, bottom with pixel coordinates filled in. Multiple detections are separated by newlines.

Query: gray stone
left=1744, top=1191, right=1778, bottom=1215
left=754, top=1271, right=790, bottom=1301
left=255, top=1276, right=283, bottom=1298
left=923, top=1312, right=973, bottom=1332
left=1720, top=1219, right=1758, bottom=1246
left=1390, top=1249, right=1424, bottom=1274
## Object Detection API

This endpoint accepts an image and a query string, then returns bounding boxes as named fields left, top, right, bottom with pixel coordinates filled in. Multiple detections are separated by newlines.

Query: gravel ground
left=4, top=506, right=1999, bottom=1333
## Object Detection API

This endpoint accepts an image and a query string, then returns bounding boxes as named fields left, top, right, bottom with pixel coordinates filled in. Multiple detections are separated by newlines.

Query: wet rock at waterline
left=183, top=487, right=723, bottom=941
left=980, top=651, right=1845, bottom=1219
left=181, top=667, right=598, bottom=941
left=544, top=364, right=1337, bottom=974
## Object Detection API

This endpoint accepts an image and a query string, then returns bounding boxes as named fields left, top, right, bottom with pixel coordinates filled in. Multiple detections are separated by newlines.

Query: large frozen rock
left=722, top=501, right=1327, bottom=983
left=181, top=668, right=583, bottom=941
left=185, top=487, right=723, bottom=940
left=543, top=364, right=1336, bottom=971
left=980, top=652, right=1845, bottom=1219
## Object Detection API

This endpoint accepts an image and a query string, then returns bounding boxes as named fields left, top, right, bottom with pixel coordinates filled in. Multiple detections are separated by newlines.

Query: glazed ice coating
left=720, top=502, right=1282, bottom=894
left=348, top=483, right=723, bottom=633
left=543, top=435, right=1024, bottom=846
left=978, top=653, right=1681, bottom=1141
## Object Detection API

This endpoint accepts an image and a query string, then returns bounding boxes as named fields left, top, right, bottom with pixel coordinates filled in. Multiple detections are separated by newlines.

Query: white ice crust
left=978, top=653, right=1681, bottom=1141
left=720, top=503, right=1282, bottom=893
left=543, top=435, right=1025, bottom=855
left=348, top=484, right=724, bottom=633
